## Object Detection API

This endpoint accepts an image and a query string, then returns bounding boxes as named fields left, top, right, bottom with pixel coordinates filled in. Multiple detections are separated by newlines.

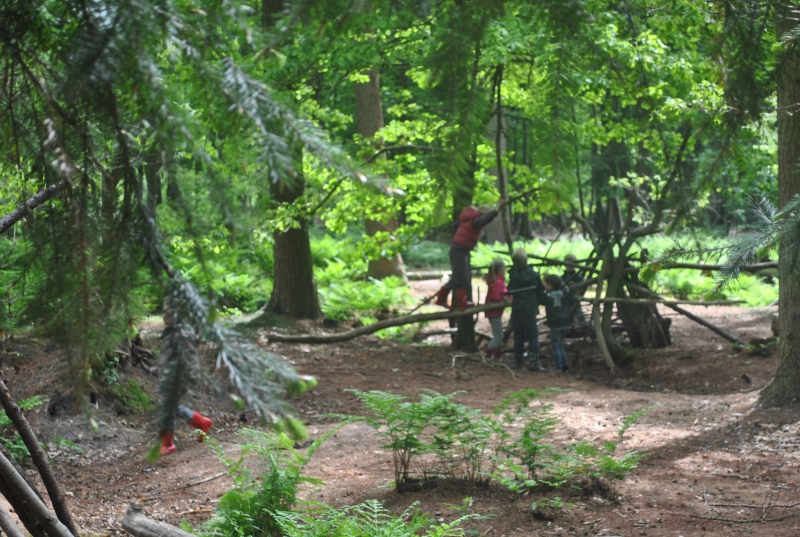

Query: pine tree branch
left=0, top=180, right=67, bottom=235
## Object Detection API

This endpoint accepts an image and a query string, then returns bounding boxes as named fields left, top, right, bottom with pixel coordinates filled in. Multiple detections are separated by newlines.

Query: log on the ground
left=412, top=328, right=456, bottom=341
left=122, top=504, right=196, bottom=537
left=624, top=282, right=746, bottom=345
left=267, top=301, right=510, bottom=344
left=407, top=270, right=448, bottom=281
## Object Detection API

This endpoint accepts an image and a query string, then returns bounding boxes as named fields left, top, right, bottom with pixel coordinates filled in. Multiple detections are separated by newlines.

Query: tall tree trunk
left=758, top=7, right=800, bottom=407
left=356, top=71, right=408, bottom=281
left=266, top=155, right=321, bottom=319
left=354, top=47, right=407, bottom=280
left=262, top=0, right=319, bottom=318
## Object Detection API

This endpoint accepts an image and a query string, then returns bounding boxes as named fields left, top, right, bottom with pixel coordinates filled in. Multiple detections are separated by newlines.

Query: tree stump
left=619, top=276, right=671, bottom=349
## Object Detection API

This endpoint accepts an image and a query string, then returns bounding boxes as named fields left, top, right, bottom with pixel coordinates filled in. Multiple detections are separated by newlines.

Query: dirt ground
left=0, top=280, right=796, bottom=537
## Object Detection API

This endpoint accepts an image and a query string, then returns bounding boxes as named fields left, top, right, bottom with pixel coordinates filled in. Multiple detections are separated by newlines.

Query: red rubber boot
left=434, top=287, right=450, bottom=308
left=187, top=411, right=213, bottom=442
left=454, top=289, right=474, bottom=310
left=160, top=431, right=177, bottom=456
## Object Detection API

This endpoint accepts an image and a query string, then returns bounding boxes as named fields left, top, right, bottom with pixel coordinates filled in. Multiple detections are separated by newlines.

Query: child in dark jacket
left=435, top=201, right=505, bottom=310
left=482, top=259, right=508, bottom=359
left=543, top=274, right=573, bottom=373
left=507, top=249, right=546, bottom=371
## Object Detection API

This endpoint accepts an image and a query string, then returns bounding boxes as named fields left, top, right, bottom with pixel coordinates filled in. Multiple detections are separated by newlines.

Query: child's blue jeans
left=550, top=326, right=568, bottom=370
left=512, top=313, right=539, bottom=356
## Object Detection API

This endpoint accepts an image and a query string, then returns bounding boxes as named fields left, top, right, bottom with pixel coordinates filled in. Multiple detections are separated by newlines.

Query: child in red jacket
left=435, top=200, right=505, bottom=310
left=483, top=259, right=508, bottom=358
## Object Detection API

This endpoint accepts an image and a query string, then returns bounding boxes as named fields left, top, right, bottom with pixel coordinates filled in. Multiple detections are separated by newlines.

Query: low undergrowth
left=199, top=427, right=475, bottom=537
left=343, top=389, right=649, bottom=511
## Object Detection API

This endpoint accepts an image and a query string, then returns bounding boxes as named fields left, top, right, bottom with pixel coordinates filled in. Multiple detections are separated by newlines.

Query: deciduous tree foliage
left=0, top=0, right=794, bottom=404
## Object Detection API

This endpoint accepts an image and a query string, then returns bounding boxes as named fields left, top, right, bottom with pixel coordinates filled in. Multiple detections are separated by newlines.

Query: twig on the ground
left=665, top=510, right=800, bottom=523
left=173, top=472, right=226, bottom=491
left=176, top=508, right=213, bottom=517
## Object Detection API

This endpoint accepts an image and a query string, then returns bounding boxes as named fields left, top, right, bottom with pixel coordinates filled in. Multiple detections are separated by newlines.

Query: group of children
left=482, top=251, right=578, bottom=372
left=433, top=201, right=583, bottom=373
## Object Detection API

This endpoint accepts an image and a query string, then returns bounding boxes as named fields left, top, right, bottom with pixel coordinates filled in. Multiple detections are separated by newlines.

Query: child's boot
left=434, top=287, right=451, bottom=308
left=454, top=289, right=474, bottom=310
left=482, top=347, right=494, bottom=359
left=527, top=352, right=546, bottom=372
left=513, top=354, right=524, bottom=369
left=187, top=411, right=213, bottom=442
left=160, top=431, right=177, bottom=456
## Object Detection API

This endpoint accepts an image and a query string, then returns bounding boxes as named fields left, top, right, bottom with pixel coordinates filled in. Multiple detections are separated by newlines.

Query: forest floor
left=0, top=279, right=797, bottom=537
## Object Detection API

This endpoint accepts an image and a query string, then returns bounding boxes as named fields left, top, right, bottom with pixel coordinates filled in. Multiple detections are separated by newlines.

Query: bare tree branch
left=0, top=180, right=67, bottom=235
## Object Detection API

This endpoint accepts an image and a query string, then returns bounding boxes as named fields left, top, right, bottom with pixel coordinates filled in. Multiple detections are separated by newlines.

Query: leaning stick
left=0, top=501, right=26, bottom=537
left=0, top=381, right=79, bottom=536
left=0, top=451, right=72, bottom=537
left=583, top=298, right=743, bottom=306
left=624, top=282, right=746, bottom=345
left=267, top=301, right=511, bottom=344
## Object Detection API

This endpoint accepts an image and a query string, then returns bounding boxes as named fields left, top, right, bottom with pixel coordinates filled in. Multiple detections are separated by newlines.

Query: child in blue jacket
left=543, top=274, right=574, bottom=373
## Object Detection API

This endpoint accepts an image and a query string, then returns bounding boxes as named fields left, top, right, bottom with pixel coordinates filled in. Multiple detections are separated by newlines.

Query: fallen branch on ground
left=624, top=282, right=746, bottom=345
left=664, top=510, right=800, bottom=524
left=267, top=301, right=510, bottom=344
left=122, top=504, right=196, bottom=537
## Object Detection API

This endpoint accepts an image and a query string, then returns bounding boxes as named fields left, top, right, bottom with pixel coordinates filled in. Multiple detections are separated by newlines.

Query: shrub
left=201, top=429, right=330, bottom=537
left=347, top=388, right=648, bottom=504
left=0, top=395, right=48, bottom=464
left=492, top=402, right=651, bottom=498
left=318, top=277, right=412, bottom=322
left=273, top=500, right=475, bottom=537
left=402, top=241, right=450, bottom=268
left=343, top=389, right=447, bottom=490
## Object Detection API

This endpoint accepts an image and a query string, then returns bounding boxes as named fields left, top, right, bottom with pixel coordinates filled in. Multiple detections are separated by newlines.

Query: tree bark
left=452, top=314, right=478, bottom=351
left=0, top=501, right=26, bottom=537
left=355, top=68, right=408, bottom=281
left=0, top=381, right=78, bottom=536
left=759, top=7, right=800, bottom=407
left=266, top=173, right=321, bottom=319
left=0, top=472, right=47, bottom=537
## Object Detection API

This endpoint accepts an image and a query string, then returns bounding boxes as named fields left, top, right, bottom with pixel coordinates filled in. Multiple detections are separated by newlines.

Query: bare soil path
left=0, top=284, right=795, bottom=537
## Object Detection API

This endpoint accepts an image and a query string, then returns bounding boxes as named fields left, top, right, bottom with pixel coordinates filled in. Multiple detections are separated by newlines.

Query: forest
left=1, top=0, right=800, bottom=536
